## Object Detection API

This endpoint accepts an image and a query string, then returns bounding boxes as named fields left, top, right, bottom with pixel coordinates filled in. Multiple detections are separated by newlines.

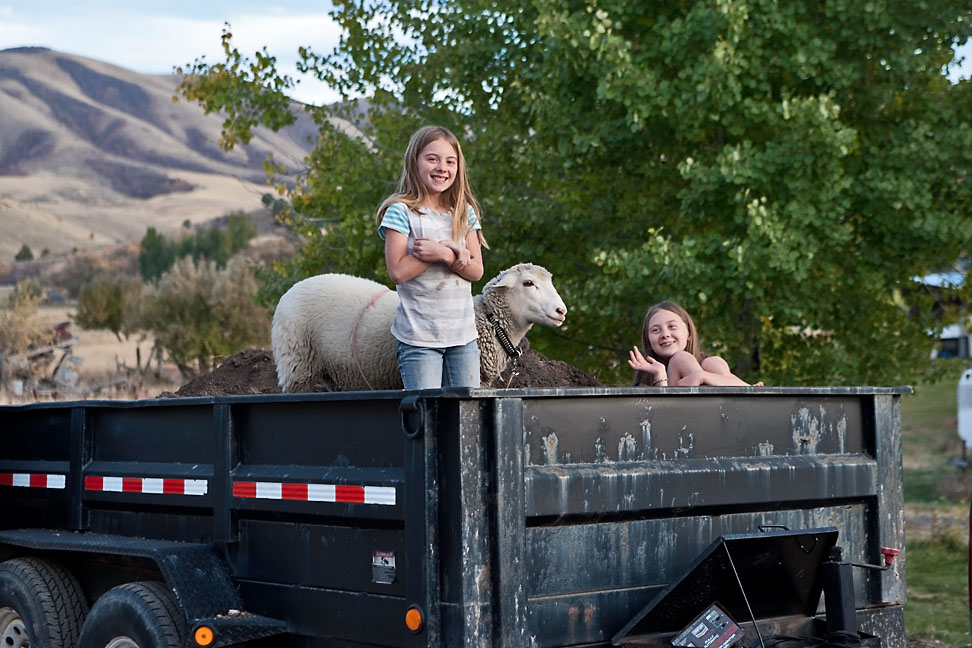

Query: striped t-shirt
left=379, top=202, right=482, bottom=348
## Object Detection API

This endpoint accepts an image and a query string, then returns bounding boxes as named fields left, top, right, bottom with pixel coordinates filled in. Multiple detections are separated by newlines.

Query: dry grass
left=33, top=305, right=149, bottom=373
left=1, top=302, right=182, bottom=404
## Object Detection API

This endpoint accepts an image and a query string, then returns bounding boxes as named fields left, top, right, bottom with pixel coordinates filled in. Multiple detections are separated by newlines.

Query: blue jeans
left=396, top=340, right=481, bottom=389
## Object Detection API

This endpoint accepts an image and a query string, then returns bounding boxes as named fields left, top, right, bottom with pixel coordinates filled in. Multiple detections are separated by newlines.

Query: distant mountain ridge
left=0, top=47, right=334, bottom=260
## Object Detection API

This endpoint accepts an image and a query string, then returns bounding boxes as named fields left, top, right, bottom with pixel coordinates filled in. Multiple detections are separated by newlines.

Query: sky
left=0, top=0, right=969, bottom=107
left=0, top=0, right=345, bottom=105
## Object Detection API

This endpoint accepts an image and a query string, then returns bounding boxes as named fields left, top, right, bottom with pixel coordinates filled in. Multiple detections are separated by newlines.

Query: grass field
left=901, top=360, right=971, bottom=644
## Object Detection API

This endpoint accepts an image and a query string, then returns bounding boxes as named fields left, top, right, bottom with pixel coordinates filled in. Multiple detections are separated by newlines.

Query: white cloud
left=0, top=7, right=343, bottom=105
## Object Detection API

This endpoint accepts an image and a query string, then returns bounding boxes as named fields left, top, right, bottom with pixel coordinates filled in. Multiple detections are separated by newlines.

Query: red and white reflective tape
left=0, top=472, right=66, bottom=489
left=84, top=476, right=208, bottom=496
left=232, top=481, right=396, bottom=506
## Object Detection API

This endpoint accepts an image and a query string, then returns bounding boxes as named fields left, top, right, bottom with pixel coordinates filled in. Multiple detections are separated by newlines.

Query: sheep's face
left=490, top=263, right=568, bottom=328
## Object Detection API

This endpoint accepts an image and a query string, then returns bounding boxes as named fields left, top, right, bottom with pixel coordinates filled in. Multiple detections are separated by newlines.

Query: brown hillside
left=0, top=47, right=355, bottom=262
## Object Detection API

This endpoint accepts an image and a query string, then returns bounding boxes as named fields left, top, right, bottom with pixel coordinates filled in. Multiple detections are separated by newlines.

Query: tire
left=78, top=581, right=185, bottom=648
left=0, top=556, right=88, bottom=648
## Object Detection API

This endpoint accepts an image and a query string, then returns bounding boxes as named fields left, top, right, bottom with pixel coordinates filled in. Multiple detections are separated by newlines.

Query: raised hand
left=628, top=346, right=667, bottom=385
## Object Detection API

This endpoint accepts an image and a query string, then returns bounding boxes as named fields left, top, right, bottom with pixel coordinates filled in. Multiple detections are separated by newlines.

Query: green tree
left=226, top=211, right=259, bottom=251
left=139, top=257, right=270, bottom=378
left=262, top=192, right=291, bottom=218
left=179, top=2, right=972, bottom=385
left=139, top=227, right=175, bottom=281
left=199, top=226, right=234, bottom=267
left=146, top=215, right=258, bottom=275
left=75, top=274, right=144, bottom=342
left=14, top=245, right=33, bottom=262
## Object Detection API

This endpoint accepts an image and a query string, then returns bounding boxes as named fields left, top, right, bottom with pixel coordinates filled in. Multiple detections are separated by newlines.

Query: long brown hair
left=633, top=301, right=703, bottom=386
left=375, top=125, right=488, bottom=247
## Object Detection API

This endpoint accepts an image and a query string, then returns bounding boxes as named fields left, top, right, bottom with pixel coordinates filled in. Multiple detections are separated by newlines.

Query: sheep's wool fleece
left=272, top=274, right=403, bottom=392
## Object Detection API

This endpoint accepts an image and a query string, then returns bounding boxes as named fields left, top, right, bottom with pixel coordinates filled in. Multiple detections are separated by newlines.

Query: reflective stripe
left=233, top=481, right=396, bottom=506
left=84, top=476, right=208, bottom=496
left=0, top=472, right=66, bottom=489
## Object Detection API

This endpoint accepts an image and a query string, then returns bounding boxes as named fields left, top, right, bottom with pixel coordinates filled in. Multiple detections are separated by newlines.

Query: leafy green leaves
left=180, top=0, right=972, bottom=385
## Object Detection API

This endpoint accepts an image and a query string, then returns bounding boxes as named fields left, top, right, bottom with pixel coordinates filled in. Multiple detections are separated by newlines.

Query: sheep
left=271, top=263, right=567, bottom=392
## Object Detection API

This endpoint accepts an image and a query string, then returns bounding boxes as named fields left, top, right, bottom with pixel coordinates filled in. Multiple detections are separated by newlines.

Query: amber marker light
left=194, top=625, right=215, bottom=646
left=405, top=606, right=424, bottom=633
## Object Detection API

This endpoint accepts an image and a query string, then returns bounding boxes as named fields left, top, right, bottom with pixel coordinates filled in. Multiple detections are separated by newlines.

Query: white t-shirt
left=378, top=202, right=481, bottom=348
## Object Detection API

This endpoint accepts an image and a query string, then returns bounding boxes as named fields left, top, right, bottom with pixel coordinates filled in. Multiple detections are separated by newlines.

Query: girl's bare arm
left=384, top=231, right=430, bottom=285
left=668, top=352, right=752, bottom=386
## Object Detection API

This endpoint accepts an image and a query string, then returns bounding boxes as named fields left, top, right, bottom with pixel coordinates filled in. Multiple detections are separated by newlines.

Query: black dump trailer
left=0, top=386, right=908, bottom=648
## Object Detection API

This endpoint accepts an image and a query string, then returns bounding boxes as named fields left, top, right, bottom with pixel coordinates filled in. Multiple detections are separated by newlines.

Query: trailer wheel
left=0, top=556, right=88, bottom=647
left=78, top=581, right=185, bottom=648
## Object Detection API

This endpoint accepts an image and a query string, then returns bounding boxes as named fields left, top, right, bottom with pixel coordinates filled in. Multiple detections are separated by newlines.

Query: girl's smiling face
left=417, top=137, right=458, bottom=200
left=647, top=308, right=690, bottom=359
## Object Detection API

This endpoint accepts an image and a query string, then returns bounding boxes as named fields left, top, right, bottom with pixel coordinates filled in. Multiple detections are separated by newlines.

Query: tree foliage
left=138, top=213, right=259, bottom=281
left=139, top=227, right=175, bottom=281
left=75, top=274, right=144, bottom=342
left=179, top=0, right=972, bottom=385
left=138, top=257, right=270, bottom=378
left=14, top=245, right=33, bottom=262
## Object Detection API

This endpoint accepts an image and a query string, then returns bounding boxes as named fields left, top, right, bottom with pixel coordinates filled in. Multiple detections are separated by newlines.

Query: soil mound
left=158, top=348, right=281, bottom=397
left=488, top=349, right=601, bottom=389
left=161, top=346, right=600, bottom=397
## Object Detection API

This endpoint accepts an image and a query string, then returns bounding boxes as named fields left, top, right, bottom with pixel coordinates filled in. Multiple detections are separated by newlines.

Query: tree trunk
left=732, top=299, right=761, bottom=380
left=176, top=363, right=196, bottom=381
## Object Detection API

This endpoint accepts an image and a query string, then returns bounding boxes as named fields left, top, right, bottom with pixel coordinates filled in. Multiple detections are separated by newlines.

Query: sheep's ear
left=493, top=272, right=519, bottom=290
left=484, top=269, right=512, bottom=291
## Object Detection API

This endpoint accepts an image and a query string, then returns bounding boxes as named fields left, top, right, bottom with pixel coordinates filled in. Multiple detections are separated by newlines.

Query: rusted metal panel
left=522, top=394, right=865, bottom=465
left=524, top=505, right=872, bottom=598
left=871, top=394, right=906, bottom=604
left=858, top=606, right=906, bottom=648
left=474, top=388, right=908, bottom=648
left=523, top=456, right=876, bottom=517
left=439, top=399, right=495, bottom=648
left=492, top=398, right=531, bottom=648
left=518, top=506, right=886, bottom=646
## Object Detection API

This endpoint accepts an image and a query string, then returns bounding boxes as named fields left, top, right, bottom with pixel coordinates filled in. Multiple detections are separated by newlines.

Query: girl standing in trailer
left=628, top=301, right=760, bottom=387
left=377, top=125, right=488, bottom=389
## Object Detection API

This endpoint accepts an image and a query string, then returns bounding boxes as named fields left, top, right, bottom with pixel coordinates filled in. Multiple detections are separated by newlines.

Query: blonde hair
left=375, top=125, right=488, bottom=247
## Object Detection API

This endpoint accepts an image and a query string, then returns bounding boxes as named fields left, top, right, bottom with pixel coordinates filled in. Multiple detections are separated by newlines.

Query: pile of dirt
left=161, top=346, right=600, bottom=397
left=158, top=348, right=282, bottom=397
left=488, top=349, right=601, bottom=389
